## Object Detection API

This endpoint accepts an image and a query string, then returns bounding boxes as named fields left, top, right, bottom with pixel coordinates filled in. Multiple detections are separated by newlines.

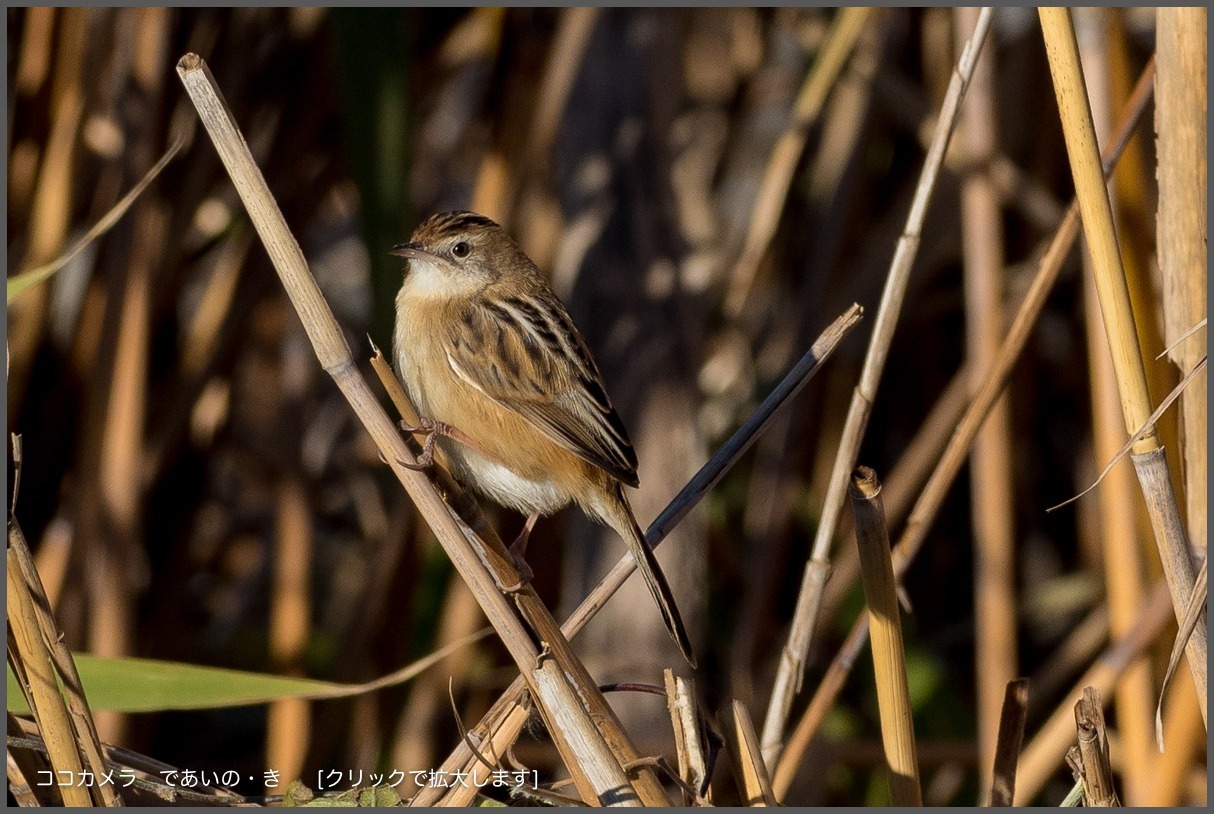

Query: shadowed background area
left=6, top=7, right=1205, bottom=806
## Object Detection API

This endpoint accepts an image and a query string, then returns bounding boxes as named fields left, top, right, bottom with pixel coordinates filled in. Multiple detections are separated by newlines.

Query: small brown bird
left=391, top=210, right=695, bottom=667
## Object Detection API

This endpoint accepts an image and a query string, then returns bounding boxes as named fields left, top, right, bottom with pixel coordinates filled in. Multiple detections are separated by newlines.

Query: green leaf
left=7, top=655, right=346, bottom=714
left=7, top=264, right=64, bottom=303
left=7, top=136, right=182, bottom=304
left=7, top=629, right=488, bottom=714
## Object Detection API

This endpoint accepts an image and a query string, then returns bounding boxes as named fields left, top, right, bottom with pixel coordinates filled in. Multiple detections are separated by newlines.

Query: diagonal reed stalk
left=724, top=6, right=873, bottom=317
left=1038, top=6, right=1206, bottom=725
left=176, top=52, right=664, bottom=807
left=414, top=306, right=863, bottom=806
left=8, top=518, right=116, bottom=806
left=725, top=700, right=778, bottom=806
left=761, top=7, right=995, bottom=764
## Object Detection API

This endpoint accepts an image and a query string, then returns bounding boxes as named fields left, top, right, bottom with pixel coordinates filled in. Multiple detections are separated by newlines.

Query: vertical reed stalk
left=1074, top=9, right=1155, bottom=802
left=849, top=467, right=922, bottom=806
left=266, top=477, right=313, bottom=789
left=953, top=8, right=1017, bottom=793
left=989, top=678, right=1029, bottom=806
left=1038, top=7, right=1205, bottom=721
left=1073, top=688, right=1119, bottom=806
left=1155, top=7, right=1207, bottom=557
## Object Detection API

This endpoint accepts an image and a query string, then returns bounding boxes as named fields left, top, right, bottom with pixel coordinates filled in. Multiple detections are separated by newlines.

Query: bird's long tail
left=608, top=485, right=697, bottom=668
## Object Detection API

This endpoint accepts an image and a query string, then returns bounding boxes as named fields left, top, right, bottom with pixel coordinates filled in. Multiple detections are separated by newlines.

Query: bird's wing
left=445, top=294, right=640, bottom=487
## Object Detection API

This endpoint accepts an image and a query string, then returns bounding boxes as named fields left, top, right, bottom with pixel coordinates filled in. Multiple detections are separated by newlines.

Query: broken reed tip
left=177, top=53, right=203, bottom=73
left=848, top=465, right=881, bottom=499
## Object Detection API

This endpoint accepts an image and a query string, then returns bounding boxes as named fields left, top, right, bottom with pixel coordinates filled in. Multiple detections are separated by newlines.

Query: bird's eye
left=451, top=241, right=471, bottom=258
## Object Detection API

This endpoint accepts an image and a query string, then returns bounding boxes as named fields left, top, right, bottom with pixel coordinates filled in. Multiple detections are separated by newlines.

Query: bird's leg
left=508, top=512, right=539, bottom=583
left=398, top=416, right=485, bottom=471
left=397, top=416, right=443, bottom=470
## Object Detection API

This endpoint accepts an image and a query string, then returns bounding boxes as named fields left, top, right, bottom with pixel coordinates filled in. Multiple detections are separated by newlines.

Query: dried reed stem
left=848, top=467, right=922, bottom=806
left=7, top=522, right=104, bottom=806
left=1155, top=7, right=1207, bottom=556
left=1014, top=581, right=1172, bottom=804
left=1147, top=669, right=1205, bottom=805
left=1073, top=688, right=1119, bottom=806
left=1157, top=554, right=1207, bottom=749
left=725, top=700, right=778, bottom=806
left=821, top=370, right=969, bottom=623
left=953, top=8, right=1016, bottom=792
left=725, top=6, right=872, bottom=316
left=176, top=52, right=657, bottom=807
left=266, top=477, right=313, bottom=788
left=1038, top=7, right=1205, bottom=721
left=769, top=58, right=1156, bottom=796
left=761, top=7, right=995, bottom=762
left=416, top=306, right=862, bottom=805
left=989, top=678, right=1029, bottom=807
left=1075, top=10, right=1155, bottom=801
left=771, top=609, right=867, bottom=799
left=664, top=670, right=710, bottom=805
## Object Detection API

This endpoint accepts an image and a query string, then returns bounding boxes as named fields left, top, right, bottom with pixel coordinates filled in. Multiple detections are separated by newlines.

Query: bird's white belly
left=447, top=444, right=569, bottom=517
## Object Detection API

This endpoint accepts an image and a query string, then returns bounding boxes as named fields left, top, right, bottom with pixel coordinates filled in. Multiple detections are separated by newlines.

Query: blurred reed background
left=6, top=6, right=1205, bottom=806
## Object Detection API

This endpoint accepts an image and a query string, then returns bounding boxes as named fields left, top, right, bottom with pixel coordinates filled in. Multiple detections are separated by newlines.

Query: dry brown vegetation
left=6, top=7, right=1206, bottom=806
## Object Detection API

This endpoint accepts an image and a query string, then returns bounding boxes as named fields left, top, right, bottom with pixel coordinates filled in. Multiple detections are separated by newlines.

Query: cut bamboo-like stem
left=989, top=678, right=1029, bottom=806
left=848, top=467, right=922, bottom=806
left=725, top=700, right=778, bottom=807
left=1073, top=688, right=1119, bottom=806
left=761, top=8, right=995, bottom=761
left=664, top=670, right=708, bottom=806
left=1015, top=580, right=1173, bottom=804
left=820, top=370, right=970, bottom=622
left=175, top=53, right=652, bottom=807
left=1038, top=6, right=1205, bottom=724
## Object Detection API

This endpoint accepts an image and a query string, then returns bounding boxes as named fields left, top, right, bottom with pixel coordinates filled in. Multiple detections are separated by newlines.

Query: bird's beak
left=389, top=242, right=427, bottom=259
